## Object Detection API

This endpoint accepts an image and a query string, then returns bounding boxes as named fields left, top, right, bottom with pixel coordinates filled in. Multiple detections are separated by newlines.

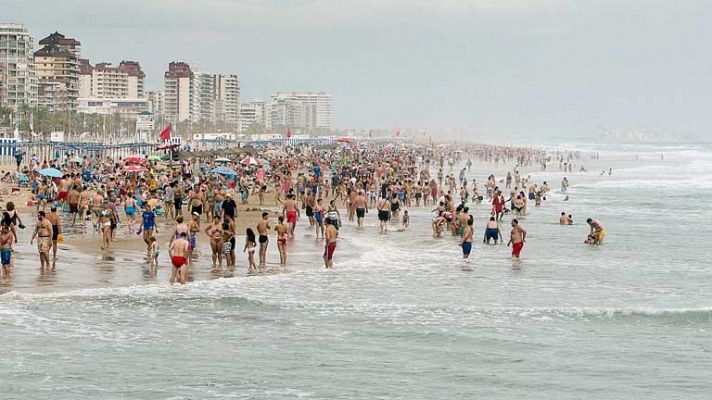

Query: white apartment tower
left=239, top=100, right=268, bottom=133
left=215, top=74, right=240, bottom=125
left=0, top=23, right=37, bottom=109
left=163, top=62, right=240, bottom=127
left=269, top=91, right=332, bottom=133
left=78, top=59, right=145, bottom=99
left=163, top=61, right=192, bottom=123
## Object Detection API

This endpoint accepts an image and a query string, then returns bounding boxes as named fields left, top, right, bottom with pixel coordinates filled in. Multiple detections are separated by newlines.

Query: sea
left=0, top=142, right=711, bottom=399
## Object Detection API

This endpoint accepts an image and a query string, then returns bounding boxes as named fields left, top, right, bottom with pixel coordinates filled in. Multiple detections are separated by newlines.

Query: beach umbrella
left=69, top=156, right=83, bottom=164
left=215, top=157, right=232, bottom=163
left=38, top=167, right=64, bottom=178
left=211, top=166, right=236, bottom=176
left=336, top=137, right=354, bottom=143
left=123, top=165, right=147, bottom=172
left=241, top=156, right=259, bottom=165
left=147, top=155, right=161, bottom=161
left=124, top=155, right=144, bottom=164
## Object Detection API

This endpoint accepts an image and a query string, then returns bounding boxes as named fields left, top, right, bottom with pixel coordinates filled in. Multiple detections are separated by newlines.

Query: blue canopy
left=38, top=168, right=64, bottom=178
left=210, top=166, right=236, bottom=176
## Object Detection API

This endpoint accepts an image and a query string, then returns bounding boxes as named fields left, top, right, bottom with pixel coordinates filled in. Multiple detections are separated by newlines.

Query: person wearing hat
left=221, top=193, right=237, bottom=220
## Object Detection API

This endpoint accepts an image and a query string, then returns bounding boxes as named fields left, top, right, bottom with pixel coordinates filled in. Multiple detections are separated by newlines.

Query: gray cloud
left=3, top=0, right=711, bottom=138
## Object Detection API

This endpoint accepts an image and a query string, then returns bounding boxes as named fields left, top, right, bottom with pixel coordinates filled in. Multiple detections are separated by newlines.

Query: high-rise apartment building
left=269, top=91, right=332, bottom=133
left=214, top=74, right=240, bottom=126
left=163, top=61, right=192, bottom=123
left=163, top=62, right=240, bottom=126
left=78, top=59, right=145, bottom=99
left=0, top=23, right=37, bottom=109
left=239, top=99, right=268, bottom=133
left=34, top=32, right=81, bottom=111
left=147, top=91, right=164, bottom=117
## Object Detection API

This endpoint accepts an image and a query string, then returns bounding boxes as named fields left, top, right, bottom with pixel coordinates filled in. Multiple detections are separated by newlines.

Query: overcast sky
left=3, top=0, right=711, bottom=138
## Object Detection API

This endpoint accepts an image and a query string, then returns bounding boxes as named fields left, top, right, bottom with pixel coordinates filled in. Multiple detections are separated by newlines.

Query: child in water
left=401, top=210, right=410, bottom=229
left=149, top=237, right=159, bottom=268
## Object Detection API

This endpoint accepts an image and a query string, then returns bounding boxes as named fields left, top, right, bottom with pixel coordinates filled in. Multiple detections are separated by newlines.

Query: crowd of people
left=0, top=141, right=605, bottom=283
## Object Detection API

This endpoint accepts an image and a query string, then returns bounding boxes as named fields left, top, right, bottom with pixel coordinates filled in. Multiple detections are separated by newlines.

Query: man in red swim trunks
left=323, top=218, right=338, bottom=269
left=507, top=219, right=527, bottom=259
left=283, top=193, right=300, bottom=238
left=169, top=231, right=190, bottom=284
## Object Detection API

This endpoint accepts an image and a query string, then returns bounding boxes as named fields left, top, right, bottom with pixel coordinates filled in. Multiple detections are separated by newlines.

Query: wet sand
left=0, top=185, right=306, bottom=295
left=0, top=157, right=532, bottom=295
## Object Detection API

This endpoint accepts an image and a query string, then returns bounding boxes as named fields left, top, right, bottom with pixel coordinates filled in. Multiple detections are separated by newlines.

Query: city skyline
left=2, top=0, right=712, bottom=138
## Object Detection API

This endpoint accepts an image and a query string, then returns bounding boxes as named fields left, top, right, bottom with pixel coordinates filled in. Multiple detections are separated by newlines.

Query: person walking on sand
left=0, top=225, right=14, bottom=281
left=283, top=194, right=300, bottom=238
left=46, top=206, right=61, bottom=263
left=276, top=216, right=288, bottom=266
left=256, top=212, right=271, bottom=268
left=30, top=211, right=53, bottom=270
left=507, top=219, right=527, bottom=260
left=139, top=203, right=158, bottom=256
left=169, top=232, right=190, bottom=284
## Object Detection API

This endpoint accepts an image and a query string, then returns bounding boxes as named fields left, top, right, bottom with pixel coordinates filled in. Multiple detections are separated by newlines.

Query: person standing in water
left=483, top=217, right=503, bottom=244
left=283, top=194, right=299, bottom=238
left=276, top=216, right=288, bottom=266
left=507, top=219, right=526, bottom=259
left=376, top=195, right=390, bottom=233
left=30, top=211, right=53, bottom=270
left=324, top=218, right=338, bottom=269
left=244, top=228, right=257, bottom=273
left=0, top=225, right=14, bottom=281
left=169, top=232, right=189, bottom=284
left=353, top=190, right=368, bottom=228
left=586, top=218, right=606, bottom=245
left=256, top=212, right=271, bottom=268
left=46, top=206, right=61, bottom=264
left=460, top=217, right=474, bottom=259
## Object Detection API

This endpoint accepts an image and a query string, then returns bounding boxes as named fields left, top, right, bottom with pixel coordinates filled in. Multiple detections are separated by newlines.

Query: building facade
left=0, top=23, right=37, bottom=109
left=78, top=59, right=145, bottom=100
left=34, top=32, right=81, bottom=111
left=269, top=91, right=332, bottom=133
left=239, top=99, right=268, bottom=133
left=162, top=62, right=240, bottom=126
left=163, top=61, right=192, bottom=123
left=77, top=97, right=149, bottom=116
left=214, top=74, right=240, bottom=125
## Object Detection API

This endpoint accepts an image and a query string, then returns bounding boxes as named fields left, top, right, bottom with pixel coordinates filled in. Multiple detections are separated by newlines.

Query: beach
left=0, top=141, right=711, bottom=399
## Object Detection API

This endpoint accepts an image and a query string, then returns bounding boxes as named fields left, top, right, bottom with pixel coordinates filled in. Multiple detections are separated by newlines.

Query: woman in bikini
left=244, top=228, right=257, bottom=273
left=275, top=216, right=288, bottom=266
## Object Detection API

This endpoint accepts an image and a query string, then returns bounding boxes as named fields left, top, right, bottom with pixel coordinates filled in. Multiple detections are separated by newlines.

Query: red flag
left=286, top=128, right=292, bottom=138
left=159, top=125, right=171, bottom=140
